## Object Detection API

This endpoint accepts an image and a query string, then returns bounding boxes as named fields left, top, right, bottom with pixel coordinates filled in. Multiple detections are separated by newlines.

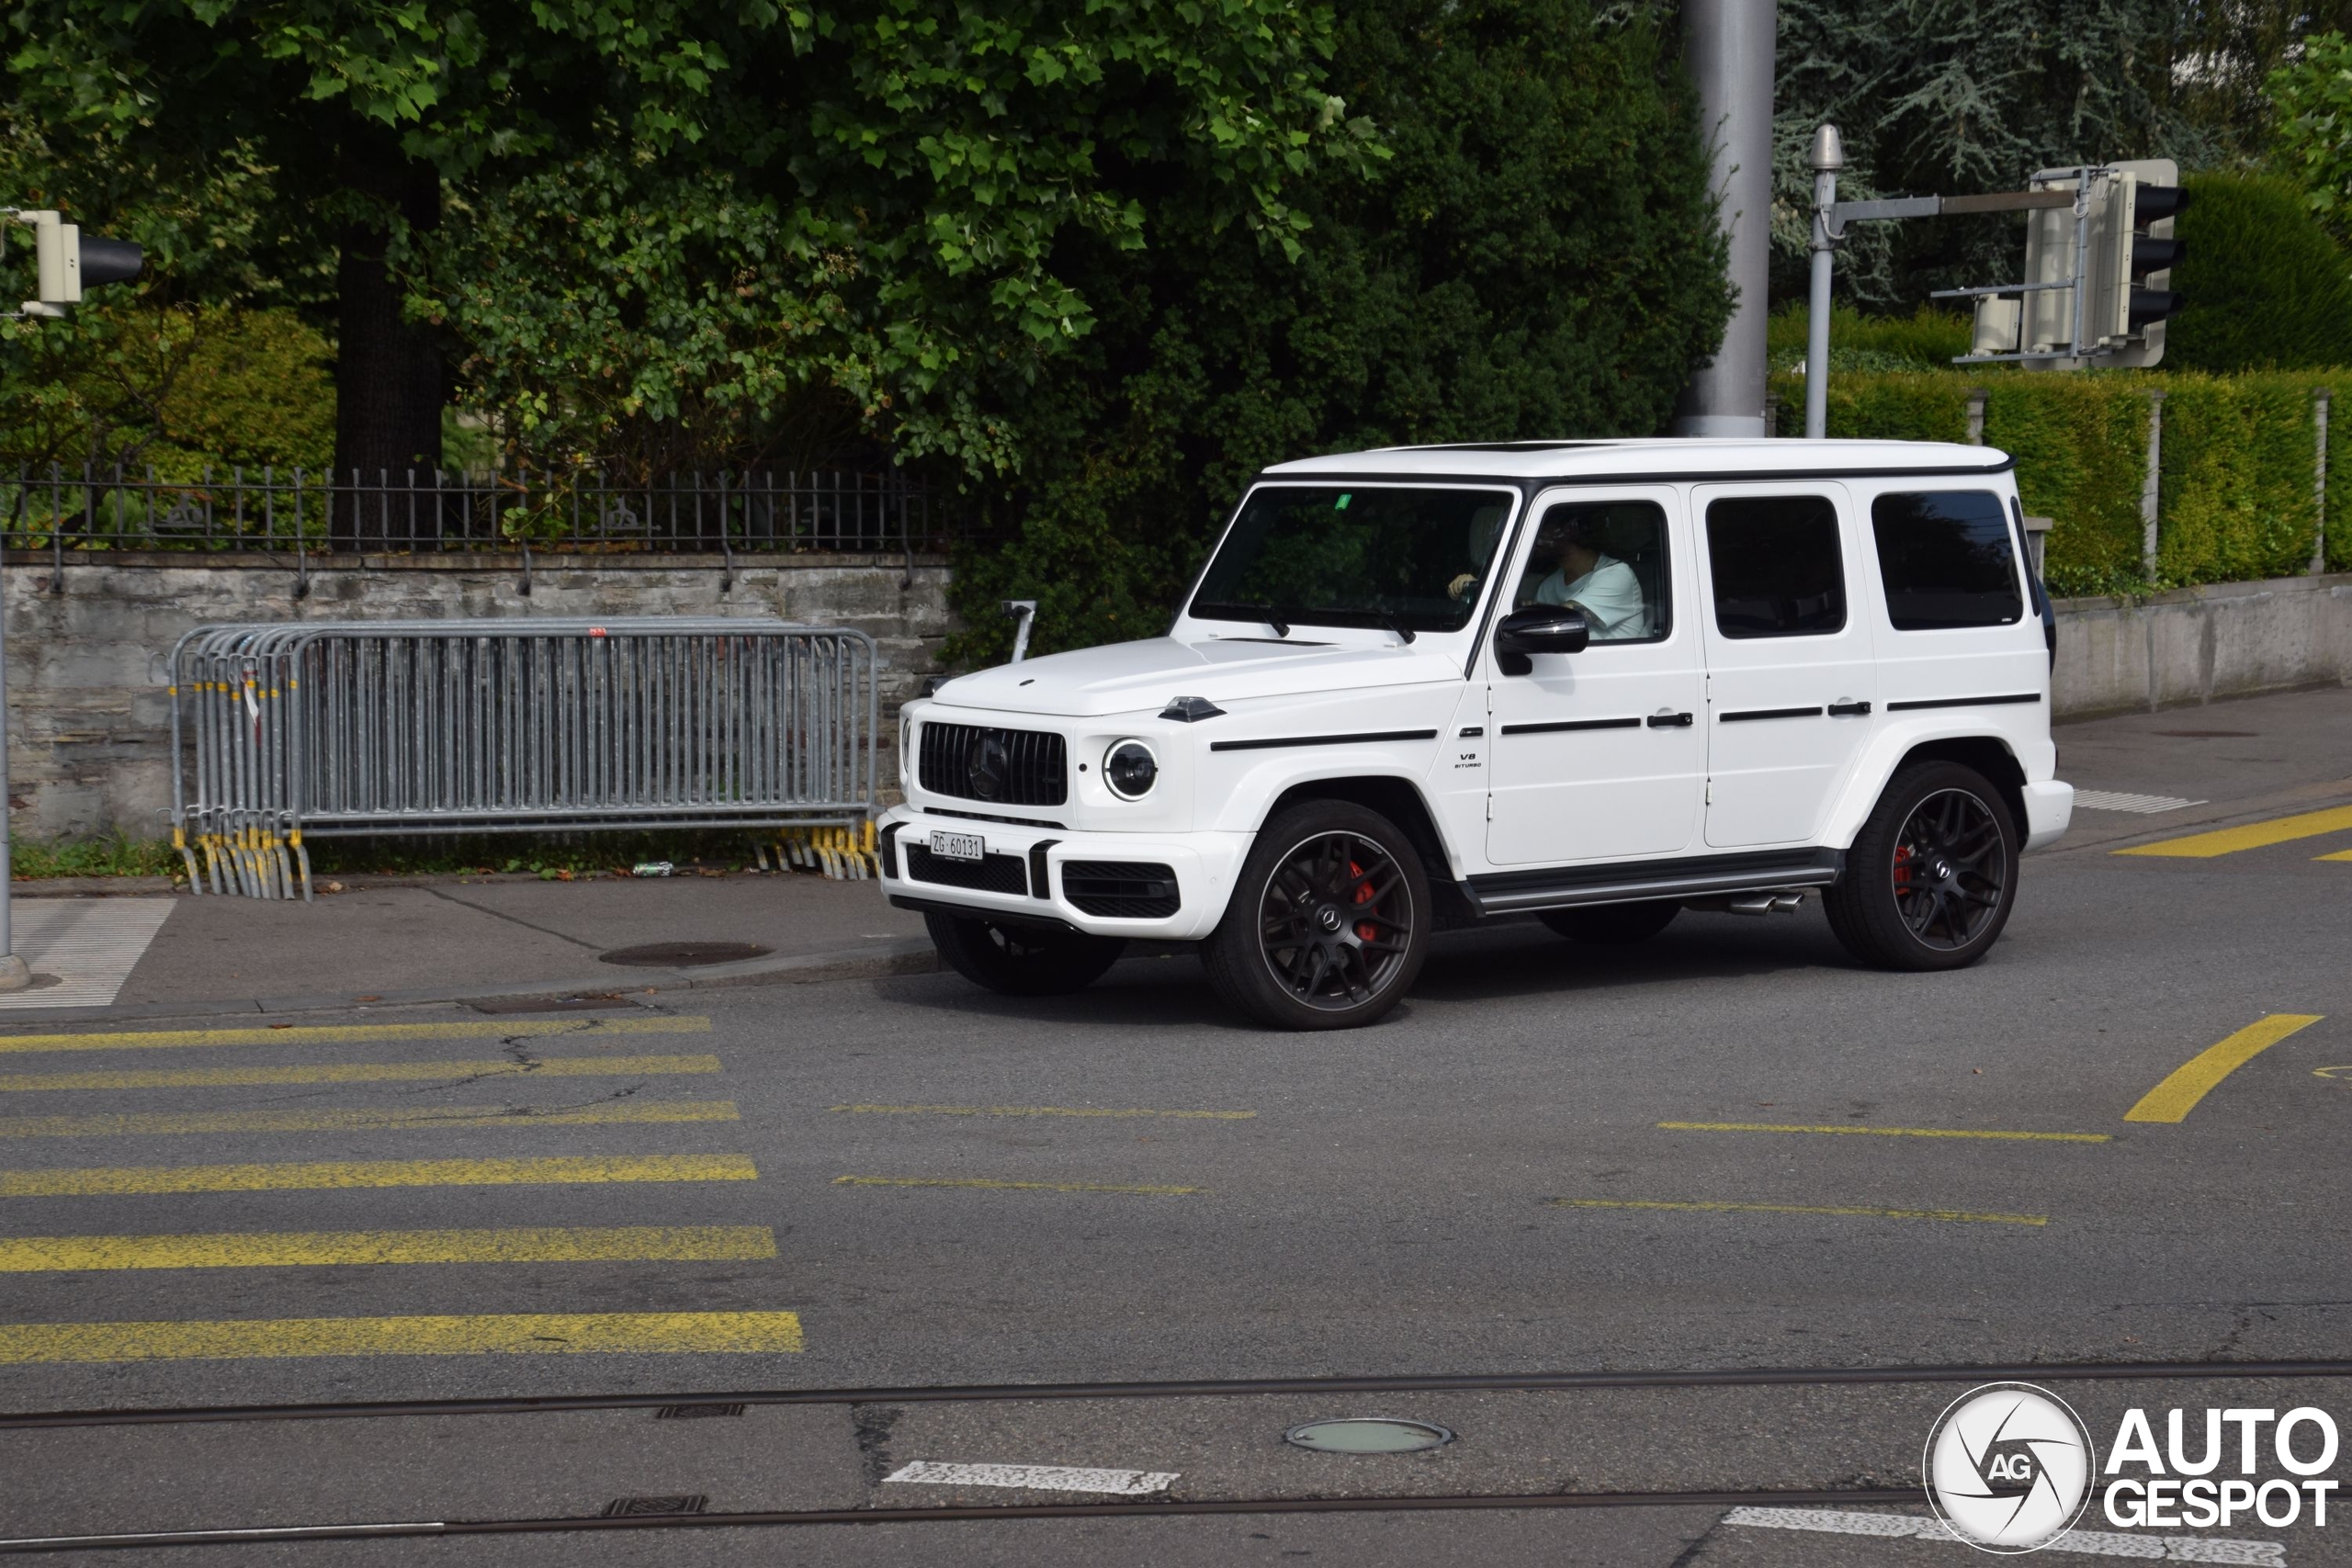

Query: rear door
left=1691, top=483, right=1880, bottom=848
left=1484, top=486, right=1704, bottom=865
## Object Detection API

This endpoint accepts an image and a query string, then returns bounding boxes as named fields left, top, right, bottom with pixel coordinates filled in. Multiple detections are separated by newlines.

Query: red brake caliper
left=1350, top=859, right=1378, bottom=941
left=1892, top=842, right=1915, bottom=895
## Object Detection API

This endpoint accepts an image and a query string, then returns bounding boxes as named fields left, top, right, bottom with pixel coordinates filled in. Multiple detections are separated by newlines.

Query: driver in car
left=1531, top=513, right=1647, bottom=639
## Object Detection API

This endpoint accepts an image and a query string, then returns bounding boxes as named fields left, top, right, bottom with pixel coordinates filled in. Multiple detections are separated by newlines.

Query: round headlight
left=1103, top=739, right=1158, bottom=800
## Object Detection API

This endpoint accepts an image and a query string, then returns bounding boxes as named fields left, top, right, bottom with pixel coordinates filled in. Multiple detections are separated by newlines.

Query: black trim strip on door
left=1498, top=717, right=1642, bottom=736
left=1884, top=694, right=2042, bottom=712
left=1719, top=706, right=1825, bottom=723
left=1209, top=729, right=1441, bottom=752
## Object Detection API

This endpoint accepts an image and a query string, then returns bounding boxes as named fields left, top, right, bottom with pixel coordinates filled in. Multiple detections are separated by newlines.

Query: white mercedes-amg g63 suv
left=881, top=439, right=2074, bottom=1030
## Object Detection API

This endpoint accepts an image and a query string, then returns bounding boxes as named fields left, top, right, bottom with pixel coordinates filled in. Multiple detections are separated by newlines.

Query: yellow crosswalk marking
left=1552, top=1198, right=2047, bottom=1225
left=0, top=1310, right=803, bottom=1363
left=1657, top=1121, right=2110, bottom=1143
left=0, top=1224, right=778, bottom=1271
left=0, top=1155, right=757, bottom=1196
left=2114, top=804, right=2352, bottom=858
left=0, top=1100, right=739, bottom=1139
left=833, top=1175, right=1204, bottom=1195
left=0, top=1055, right=723, bottom=1094
left=831, top=1103, right=1255, bottom=1120
left=0, top=1017, right=709, bottom=1057
left=2124, top=1014, right=2325, bottom=1122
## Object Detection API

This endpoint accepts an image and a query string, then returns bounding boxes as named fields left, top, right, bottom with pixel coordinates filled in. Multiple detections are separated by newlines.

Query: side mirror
left=1494, top=604, right=1589, bottom=674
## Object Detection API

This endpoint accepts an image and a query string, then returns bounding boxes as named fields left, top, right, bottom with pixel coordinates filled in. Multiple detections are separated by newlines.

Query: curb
left=0, top=938, right=944, bottom=1027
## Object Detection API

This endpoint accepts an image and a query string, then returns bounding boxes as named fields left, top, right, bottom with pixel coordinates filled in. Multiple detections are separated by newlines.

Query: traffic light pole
left=1804, top=128, right=1842, bottom=439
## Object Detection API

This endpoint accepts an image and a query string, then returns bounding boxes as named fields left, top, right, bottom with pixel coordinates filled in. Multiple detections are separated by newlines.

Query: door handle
left=1826, top=699, right=1872, bottom=716
left=1646, top=709, right=1694, bottom=728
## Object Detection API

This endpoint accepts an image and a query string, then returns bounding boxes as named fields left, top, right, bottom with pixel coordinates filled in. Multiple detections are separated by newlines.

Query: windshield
left=1190, top=485, right=1514, bottom=634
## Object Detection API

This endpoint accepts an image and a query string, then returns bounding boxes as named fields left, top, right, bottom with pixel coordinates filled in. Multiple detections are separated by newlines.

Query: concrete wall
left=3, top=552, right=955, bottom=839
left=2052, top=571, right=2352, bottom=719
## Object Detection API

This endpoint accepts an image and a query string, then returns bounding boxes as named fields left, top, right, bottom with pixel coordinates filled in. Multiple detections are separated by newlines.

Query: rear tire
left=1538, top=899, right=1681, bottom=945
left=925, top=912, right=1126, bottom=997
left=1825, top=761, right=2019, bottom=972
left=1204, top=800, right=1431, bottom=1031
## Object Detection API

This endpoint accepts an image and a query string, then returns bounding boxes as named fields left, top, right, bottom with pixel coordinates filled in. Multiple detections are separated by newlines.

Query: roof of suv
left=1260, top=438, right=2007, bottom=481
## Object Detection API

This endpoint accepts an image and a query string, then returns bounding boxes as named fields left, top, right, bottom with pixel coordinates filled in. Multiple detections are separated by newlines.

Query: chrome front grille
left=918, top=722, right=1069, bottom=807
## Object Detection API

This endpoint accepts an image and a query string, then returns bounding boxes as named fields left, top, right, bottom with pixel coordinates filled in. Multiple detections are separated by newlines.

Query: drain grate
left=601, top=1495, right=708, bottom=1517
left=598, top=942, right=773, bottom=968
left=2073, top=789, right=2205, bottom=815
left=654, top=1403, right=748, bottom=1419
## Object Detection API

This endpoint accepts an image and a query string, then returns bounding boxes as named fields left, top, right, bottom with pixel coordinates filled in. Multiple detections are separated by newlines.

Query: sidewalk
left=1, top=682, right=2344, bottom=1022
left=2, top=871, right=935, bottom=1022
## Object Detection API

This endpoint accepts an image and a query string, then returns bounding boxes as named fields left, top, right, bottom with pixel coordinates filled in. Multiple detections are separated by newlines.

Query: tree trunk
left=333, top=135, right=443, bottom=547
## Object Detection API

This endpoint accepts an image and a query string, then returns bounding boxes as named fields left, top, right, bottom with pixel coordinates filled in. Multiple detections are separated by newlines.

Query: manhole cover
left=597, top=942, right=773, bottom=968
left=1284, top=1417, right=1454, bottom=1453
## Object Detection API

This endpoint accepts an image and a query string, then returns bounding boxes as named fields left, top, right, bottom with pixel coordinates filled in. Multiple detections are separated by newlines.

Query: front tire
left=1538, top=899, right=1681, bottom=944
left=925, top=912, right=1126, bottom=997
left=1204, top=801, right=1431, bottom=1031
left=1824, top=761, right=2019, bottom=971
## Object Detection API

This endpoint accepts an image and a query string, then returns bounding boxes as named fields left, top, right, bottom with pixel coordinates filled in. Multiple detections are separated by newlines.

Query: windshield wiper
left=1365, top=610, right=1417, bottom=645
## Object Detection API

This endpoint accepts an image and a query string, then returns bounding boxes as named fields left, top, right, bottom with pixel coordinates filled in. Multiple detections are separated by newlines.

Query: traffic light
left=1993, top=161, right=2186, bottom=369
left=2092, top=159, right=2188, bottom=369
left=9, top=209, right=144, bottom=318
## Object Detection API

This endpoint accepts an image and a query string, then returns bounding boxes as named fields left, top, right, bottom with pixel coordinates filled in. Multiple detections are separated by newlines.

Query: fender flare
left=1820, top=722, right=2031, bottom=848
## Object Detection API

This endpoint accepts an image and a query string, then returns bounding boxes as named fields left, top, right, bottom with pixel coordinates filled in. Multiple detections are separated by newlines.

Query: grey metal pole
left=0, top=536, right=25, bottom=989
left=1673, top=0, right=1775, bottom=437
left=1804, top=125, right=1843, bottom=441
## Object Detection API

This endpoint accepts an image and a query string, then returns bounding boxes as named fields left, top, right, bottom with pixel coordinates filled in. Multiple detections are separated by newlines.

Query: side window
left=1705, top=495, right=1846, bottom=638
left=1871, top=491, right=2024, bottom=629
left=1510, top=500, right=1668, bottom=642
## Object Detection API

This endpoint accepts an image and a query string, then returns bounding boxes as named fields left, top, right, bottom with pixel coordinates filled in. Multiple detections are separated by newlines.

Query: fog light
left=1104, top=739, right=1158, bottom=799
left=1283, top=1417, right=1453, bottom=1453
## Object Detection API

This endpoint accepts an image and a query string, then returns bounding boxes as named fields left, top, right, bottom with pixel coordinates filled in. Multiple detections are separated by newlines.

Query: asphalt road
left=3, top=686, right=2348, bottom=1566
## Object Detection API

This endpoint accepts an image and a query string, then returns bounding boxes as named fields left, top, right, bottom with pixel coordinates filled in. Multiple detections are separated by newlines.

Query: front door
left=1485, top=487, right=1704, bottom=866
left=1691, top=483, right=1879, bottom=848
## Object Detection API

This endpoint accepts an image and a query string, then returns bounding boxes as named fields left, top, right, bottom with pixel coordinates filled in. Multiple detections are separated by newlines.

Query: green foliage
left=1767, top=305, right=1970, bottom=372
left=2165, top=173, right=2352, bottom=372
left=9, top=832, right=180, bottom=879
left=1771, top=368, right=2347, bottom=591
left=945, top=0, right=1734, bottom=663
left=2268, top=31, right=2352, bottom=243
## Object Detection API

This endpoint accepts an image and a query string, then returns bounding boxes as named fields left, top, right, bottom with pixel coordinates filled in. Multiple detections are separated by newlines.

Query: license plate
left=930, top=830, right=985, bottom=863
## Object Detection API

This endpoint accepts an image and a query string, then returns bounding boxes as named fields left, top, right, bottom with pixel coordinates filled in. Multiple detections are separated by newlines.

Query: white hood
left=930, top=637, right=1461, bottom=718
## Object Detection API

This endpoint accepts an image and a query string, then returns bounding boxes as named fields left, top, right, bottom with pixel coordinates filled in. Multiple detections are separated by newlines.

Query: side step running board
left=1462, top=851, right=1842, bottom=918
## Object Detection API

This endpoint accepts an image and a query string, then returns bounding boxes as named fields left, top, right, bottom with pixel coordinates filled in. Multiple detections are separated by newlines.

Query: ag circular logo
left=1924, top=1382, right=2096, bottom=1552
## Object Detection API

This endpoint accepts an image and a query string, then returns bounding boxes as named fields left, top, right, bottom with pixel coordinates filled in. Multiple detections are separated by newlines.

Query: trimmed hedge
left=1768, top=370, right=2348, bottom=596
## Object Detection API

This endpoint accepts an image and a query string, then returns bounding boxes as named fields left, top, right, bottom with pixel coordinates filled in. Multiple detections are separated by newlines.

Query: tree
left=9, top=2, right=1367, bottom=540
left=2165, top=171, right=2352, bottom=369
left=1770, top=0, right=2347, bottom=310
left=947, top=0, right=1735, bottom=661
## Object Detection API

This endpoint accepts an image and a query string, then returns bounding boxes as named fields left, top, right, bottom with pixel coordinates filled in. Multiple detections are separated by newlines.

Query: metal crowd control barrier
left=168, top=619, right=880, bottom=899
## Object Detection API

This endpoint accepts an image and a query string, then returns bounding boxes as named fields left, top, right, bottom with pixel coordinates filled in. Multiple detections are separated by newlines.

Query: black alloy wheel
left=1204, top=800, right=1431, bottom=1030
left=925, top=912, right=1127, bottom=997
left=1825, top=761, right=2020, bottom=972
left=1891, top=789, right=2009, bottom=950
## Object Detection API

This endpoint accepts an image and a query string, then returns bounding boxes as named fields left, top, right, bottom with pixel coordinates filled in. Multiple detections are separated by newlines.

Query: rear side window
left=1705, top=495, right=1847, bottom=637
left=1871, top=491, right=2023, bottom=630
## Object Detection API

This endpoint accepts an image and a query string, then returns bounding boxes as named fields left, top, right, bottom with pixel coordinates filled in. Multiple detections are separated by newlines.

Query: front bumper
left=2021, top=779, right=2074, bottom=852
left=878, top=807, right=1245, bottom=942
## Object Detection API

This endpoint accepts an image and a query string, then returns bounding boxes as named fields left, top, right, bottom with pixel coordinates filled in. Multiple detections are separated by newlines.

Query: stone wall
left=2052, top=571, right=2352, bottom=719
left=8, top=553, right=2347, bottom=838
left=3, top=551, right=954, bottom=839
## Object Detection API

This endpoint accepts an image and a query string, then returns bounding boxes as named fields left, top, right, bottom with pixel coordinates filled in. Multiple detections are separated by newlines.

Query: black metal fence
left=2, top=464, right=953, bottom=558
